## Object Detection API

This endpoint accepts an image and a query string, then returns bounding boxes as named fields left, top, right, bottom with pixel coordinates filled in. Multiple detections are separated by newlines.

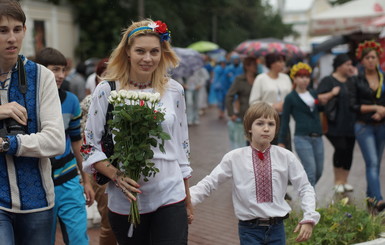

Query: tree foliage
left=48, top=0, right=293, bottom=59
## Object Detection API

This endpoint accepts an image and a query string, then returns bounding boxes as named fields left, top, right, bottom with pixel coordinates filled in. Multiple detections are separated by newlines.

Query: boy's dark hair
left=243, top=102, right=280, bottom=142
left=35, top=47, right=67, bottom=67
left=265, top=53, right=286, bottom=69
left=0, top=0, right=26, bottom=26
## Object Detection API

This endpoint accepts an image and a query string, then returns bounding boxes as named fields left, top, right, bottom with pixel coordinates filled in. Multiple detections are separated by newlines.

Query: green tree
left=46, top=0, right=293, bottom=58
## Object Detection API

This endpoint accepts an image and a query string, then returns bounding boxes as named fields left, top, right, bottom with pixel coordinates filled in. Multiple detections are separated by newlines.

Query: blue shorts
left=52, top=175, right=88, bottom=245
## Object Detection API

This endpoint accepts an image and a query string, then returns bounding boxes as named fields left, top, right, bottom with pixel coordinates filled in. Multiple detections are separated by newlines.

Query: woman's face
left=129, top=35, right=161, bottom=79
left=337, top=60, right=353, bottom=77
left=270, top=59, right=285, bottom=73
left=361, top=50, right=379, bottom=71
left=246, top=61, right=257, bottom=74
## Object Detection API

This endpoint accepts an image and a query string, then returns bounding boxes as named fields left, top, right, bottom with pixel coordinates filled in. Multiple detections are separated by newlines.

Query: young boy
left=190, top=102, right=320, bottom=244
left=35, top=47, right=95, bottom=245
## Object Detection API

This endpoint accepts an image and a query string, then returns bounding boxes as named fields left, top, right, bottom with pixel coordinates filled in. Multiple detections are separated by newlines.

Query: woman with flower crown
left=81, top=19, right=193, bottom=244
left=347, top=40, right=385, bottom=213
left=278, top=62, right=324, bottom=187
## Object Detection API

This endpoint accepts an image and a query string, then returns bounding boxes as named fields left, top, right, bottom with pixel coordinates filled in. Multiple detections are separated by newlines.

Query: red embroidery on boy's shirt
left=252, top=147, right=273, bottom=203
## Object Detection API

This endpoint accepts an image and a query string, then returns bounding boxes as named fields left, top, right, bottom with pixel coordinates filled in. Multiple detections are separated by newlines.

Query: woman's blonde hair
left=243, top=102, right=280, bottom=142
left=103, top=19, right=179, bottom=94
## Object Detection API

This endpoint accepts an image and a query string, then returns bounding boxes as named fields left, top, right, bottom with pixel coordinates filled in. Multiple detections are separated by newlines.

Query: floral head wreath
left=290, top=62, right=312, bottom=79
left=355, top=40, right=383, bottom=60
left=128, top=20, right=171, bottom=42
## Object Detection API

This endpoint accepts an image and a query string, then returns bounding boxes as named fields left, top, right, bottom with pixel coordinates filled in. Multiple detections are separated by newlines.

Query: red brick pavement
left=55, top=106, right=385, bottom=244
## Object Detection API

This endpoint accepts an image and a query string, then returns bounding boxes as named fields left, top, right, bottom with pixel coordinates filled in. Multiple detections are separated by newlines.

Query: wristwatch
left=0, top=137, right=10, bottom=152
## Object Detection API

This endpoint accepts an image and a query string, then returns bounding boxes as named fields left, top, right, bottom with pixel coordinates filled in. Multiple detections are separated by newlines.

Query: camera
left=6, top=119, right=27, bottom=135
left=0, top=119, right=27, bottom=137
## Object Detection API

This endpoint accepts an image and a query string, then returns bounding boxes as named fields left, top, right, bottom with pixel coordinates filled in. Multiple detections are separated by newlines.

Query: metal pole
left=138, top=0, right=144, bottom=19
left=212, top=14, right=217, bottom=43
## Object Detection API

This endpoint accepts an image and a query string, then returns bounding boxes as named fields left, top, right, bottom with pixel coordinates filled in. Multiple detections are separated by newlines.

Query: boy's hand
left=186, top=201, right=194, bottom=224
left=294, top=223, right=313, bottom=242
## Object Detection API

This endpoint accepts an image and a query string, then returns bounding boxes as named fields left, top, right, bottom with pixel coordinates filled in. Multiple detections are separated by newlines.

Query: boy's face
left=0, top=16, right=26, bottom=64
left=249, top=116, right=276, bottom=149
left=47, top=65, right=66, bottom=88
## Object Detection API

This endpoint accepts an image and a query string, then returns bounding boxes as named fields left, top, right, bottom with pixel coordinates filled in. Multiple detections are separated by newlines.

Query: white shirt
left=249, top=73, right=292, bottom=106
left=190, top=145, right=320, bottom=224
left=298, top=91, right=316, bottom=111
left=82, top=79, right=192, bottom=215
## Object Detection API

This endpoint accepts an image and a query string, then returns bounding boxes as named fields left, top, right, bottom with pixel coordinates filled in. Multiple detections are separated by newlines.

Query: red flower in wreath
left=154, top=21, right=168, bottom=34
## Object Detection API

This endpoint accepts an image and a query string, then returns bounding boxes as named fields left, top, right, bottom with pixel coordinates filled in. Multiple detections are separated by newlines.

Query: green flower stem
left=128, top=169, right=141, bottom=226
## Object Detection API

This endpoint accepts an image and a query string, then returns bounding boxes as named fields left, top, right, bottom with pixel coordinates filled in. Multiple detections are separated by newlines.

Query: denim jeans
left=186, top=89, right=200, bottom=125
left=294, top=135, right=324, bottom=186
left=238, top=220, right=286, bottom=245
left=0, top=208, right=54, bottom=245
left=228, top=119, right=247, bottom=150
left=355, top=122, right=385, bottom=201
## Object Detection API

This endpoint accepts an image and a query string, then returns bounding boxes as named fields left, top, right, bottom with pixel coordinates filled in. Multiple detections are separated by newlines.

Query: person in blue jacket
left=212, top=57, right=229, bottom=119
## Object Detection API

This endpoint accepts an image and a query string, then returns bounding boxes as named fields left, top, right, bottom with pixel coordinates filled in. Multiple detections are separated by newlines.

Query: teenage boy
left=35, top=47, right=95, bottom=245
left=0, top=1, right=65, bottom=244
left=190, top=102, right=320, bottom=244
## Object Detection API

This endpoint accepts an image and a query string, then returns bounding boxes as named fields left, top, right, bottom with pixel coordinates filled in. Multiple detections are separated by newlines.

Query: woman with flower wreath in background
left=81, top=19, right=193, bottom=244
left=347, top=40, right=385, bottom=213
left=278, top=62, right=324, bottom=187
left=316, top=54, right=356, bottom=194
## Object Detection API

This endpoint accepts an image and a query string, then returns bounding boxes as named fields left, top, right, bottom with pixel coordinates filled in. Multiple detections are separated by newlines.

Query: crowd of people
left=1, top=0, right=385, bottom=244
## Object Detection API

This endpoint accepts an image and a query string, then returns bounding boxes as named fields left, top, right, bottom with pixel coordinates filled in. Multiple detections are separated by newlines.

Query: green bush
left=284, top=198, right=385, bottom=244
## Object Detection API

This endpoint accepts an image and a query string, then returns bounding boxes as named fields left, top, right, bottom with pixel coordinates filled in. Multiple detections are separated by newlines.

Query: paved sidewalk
left=55, top=106, right=385, bottom=244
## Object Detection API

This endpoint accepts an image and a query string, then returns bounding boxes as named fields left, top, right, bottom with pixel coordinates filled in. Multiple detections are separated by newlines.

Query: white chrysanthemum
left=138, top=91, right=151, bottom=100
left=149, top=93, right=160, bottom=103
left=153, top=92, right=161, bottom=102
left=118, top=90, right=128, bottom=99
left=130, top=91, right=139, bottom=100
left=126, top=91, right=136, bottom=100
left=110, top=90, right=118, bottom=101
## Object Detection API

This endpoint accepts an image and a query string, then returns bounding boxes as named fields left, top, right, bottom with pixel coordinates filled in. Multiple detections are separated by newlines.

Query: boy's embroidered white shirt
left=190, top=145, right=320, bottom=224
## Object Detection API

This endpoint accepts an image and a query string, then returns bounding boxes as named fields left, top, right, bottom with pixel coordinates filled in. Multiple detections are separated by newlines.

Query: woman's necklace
left=129, top=80, right=152, bottom=89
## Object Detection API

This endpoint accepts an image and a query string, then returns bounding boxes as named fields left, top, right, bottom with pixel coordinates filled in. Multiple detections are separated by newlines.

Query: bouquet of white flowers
left=108, top=90, right=170, bottom=227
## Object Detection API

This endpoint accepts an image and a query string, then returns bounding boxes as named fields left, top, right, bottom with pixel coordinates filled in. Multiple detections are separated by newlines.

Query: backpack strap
left=105, top=81, right=115, bottom=124
left=95, top=81, right=117, bottom=185
left=101, top=81, right=116, bottom=158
